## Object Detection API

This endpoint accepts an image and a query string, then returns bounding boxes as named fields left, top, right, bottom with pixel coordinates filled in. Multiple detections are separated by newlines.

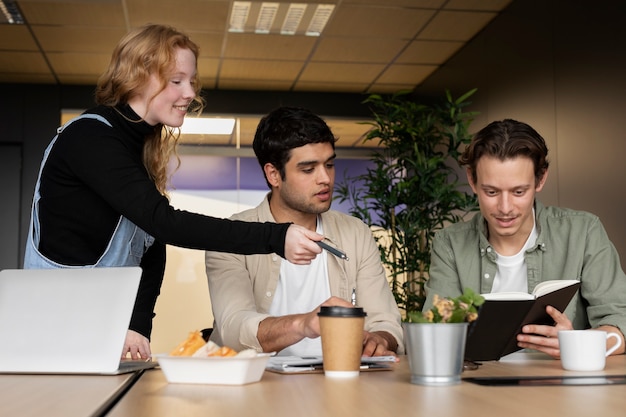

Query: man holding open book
left=425, top=119, right=626, bottom=359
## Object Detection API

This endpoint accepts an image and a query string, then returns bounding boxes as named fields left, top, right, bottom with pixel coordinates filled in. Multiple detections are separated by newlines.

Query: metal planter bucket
left=402, top=322, right=468, bottom=386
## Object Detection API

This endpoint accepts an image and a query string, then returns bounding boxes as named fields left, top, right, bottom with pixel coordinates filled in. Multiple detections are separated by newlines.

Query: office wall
left=0, top=145, right=21, bottom=268
left=417, top=0, right=626, bottom=267
left=0, top=84, right=61, bottom=270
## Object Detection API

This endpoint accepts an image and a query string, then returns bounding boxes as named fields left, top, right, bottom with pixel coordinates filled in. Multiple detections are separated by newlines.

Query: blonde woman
left=24, top=24, right=322, bottom=360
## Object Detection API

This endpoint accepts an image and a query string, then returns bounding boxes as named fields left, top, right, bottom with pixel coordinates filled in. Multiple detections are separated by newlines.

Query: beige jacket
left=205, top=194, right=404, bottom=354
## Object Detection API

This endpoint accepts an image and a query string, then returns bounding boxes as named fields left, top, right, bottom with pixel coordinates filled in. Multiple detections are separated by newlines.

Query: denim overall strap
left=24, top=114, right=155, bottom=269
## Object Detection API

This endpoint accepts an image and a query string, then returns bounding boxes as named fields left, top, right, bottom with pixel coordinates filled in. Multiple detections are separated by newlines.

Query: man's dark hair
left=252, top=106, right=336, bottom=187
left=461, top=119, right=550, bottom=185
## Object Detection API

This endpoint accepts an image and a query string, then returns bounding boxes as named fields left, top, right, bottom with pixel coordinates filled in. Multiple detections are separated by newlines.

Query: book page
left=532, top=280, right=580, bottom=297
left=482, top=292, right=534, bottom=301
left=482, top=279, right=580, bottom=300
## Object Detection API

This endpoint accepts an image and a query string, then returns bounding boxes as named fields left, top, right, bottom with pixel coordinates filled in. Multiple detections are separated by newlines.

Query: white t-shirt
left=491, top=213, right=538, bottom=294
left=269, top=216, right=331, bottom=356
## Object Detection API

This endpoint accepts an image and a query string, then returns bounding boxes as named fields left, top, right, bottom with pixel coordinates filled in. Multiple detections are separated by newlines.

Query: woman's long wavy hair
left=95, top=24, right=204, bottom=196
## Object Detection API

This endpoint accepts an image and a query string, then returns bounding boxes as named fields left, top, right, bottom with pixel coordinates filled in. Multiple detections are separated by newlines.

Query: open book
left=464, top=280, right=581, bottom=361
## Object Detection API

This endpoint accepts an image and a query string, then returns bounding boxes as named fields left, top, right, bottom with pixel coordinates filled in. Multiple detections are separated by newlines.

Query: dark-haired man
left=206, top=107, right=403, bottom=357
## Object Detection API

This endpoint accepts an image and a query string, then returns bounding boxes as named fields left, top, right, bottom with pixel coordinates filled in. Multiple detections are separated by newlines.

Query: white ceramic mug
left=558, top=330, right=622, bottom=371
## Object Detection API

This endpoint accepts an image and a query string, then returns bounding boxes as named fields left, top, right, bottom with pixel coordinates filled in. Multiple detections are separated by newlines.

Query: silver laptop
left=0, top=267, right=156, bottom=374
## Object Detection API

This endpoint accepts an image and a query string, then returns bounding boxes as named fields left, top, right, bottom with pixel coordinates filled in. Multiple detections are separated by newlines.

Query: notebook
left=0, top=267, right=156, bottom=375
left=266, top=355, right=397, bottom=374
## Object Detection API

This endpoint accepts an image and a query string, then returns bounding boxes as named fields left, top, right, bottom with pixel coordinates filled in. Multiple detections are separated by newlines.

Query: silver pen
left=316, top=241, right=349, bottom=261
left=351, top=287, right=357, bottom=306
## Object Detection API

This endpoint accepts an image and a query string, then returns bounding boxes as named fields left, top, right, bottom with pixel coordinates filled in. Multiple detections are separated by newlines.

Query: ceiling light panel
left=0, top=0, right=24, bottom=24
left=229, top=2, right=334, bottom=36
left=306, top=4, right=335, bottom=36
left=281, top=3, right=307, bottom=35
left=229, top=1, right=251, bottom=33
left=255, top=2, right=279, bottom=34
left=181, top=117, right=236, bottom=135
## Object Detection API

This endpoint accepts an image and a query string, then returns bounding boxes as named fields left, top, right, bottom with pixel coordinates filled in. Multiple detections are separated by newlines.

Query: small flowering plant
left=405, top=288, right=485, bottom=323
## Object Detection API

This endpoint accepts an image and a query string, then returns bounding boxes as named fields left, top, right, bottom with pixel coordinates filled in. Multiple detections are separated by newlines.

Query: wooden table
left=0, top=372, right=141, bottom=417
left=107, top=352, right=626, bottom=417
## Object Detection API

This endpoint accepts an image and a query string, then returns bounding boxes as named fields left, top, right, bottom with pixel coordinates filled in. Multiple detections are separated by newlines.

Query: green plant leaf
left=335, top=89, right=480, bottom=317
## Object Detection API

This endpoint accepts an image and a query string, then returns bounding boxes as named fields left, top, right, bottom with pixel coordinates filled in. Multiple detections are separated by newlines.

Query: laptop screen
left=0, top=267, right=142, bottom=374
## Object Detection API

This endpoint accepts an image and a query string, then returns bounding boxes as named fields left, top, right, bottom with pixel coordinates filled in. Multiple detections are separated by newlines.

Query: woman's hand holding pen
left=284, top=225, right=323, bottom=265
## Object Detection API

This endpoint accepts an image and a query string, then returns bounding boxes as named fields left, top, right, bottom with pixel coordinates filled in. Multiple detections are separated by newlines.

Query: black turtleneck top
left=37, top=104, right=289, bottom=338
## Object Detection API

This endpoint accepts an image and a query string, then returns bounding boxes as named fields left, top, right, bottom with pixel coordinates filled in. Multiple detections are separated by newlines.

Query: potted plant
left=335, top=89, right=479, bottom=318
left=403, top=288, right=484, bottom=385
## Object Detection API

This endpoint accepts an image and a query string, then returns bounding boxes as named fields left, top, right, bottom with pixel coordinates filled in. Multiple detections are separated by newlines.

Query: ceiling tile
left=342, top=0, right=445, bottom=6
left=368, top=83, right=419, bottom=94
left=47, top=52, right=111, bottom=75
left=18, top=0, right=125, bottom=26
left=418, top=10, right=498, bottom=41
left=395, top=40, right=465, bottom=64
left=375, top=63, right=438, bottom=84
left=32, top=26, right=126, bottom=53
left=126, top=0, right=230, bottom=32
left=187, top=32, right=225, bottom=58
left=223, top=33, right=317, bottom=60
left=299, top=62, right=386, bottom=83
left=220, top=59, right=304, bottom=81
left=0, top=26, right=38, bottom=51
left=323, top=5, right=435, bottom=38
left=312, top=37, right=409, bottom=63
left=293, top=81, right=371, bottom=93
left=444, top=0, right=513, bottom=11
left=0, top=51, right=50, bottom=73
left=218, top=79, right=295, bottom=91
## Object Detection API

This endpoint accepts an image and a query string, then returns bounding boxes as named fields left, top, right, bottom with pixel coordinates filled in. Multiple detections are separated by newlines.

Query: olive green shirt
left=425, top=201, right=626, bottom=334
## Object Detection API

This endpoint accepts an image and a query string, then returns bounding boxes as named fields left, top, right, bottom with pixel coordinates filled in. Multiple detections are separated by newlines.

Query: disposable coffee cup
left=318, top=306, right=367, bottom=378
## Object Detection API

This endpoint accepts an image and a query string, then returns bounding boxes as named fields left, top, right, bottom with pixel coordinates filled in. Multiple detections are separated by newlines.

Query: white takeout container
left=156, top=353, right=272, bottom=385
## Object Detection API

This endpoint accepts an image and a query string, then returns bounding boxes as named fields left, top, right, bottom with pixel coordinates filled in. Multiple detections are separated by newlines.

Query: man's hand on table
left=362, top=331, right=398, bottom=357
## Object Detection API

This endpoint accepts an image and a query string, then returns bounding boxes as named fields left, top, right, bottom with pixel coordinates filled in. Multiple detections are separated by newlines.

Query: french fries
left=169, top=330, right=255, bottom=358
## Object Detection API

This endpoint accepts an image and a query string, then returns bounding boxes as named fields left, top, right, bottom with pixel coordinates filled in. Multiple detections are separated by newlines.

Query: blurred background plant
left=336, top=89, right=479, bottom=318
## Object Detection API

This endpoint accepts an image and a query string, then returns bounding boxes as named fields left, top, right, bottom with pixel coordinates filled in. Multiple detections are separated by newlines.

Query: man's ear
left=535, top=169, right=549, bottom=192
left=264, top=163, right=281, bottom=188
